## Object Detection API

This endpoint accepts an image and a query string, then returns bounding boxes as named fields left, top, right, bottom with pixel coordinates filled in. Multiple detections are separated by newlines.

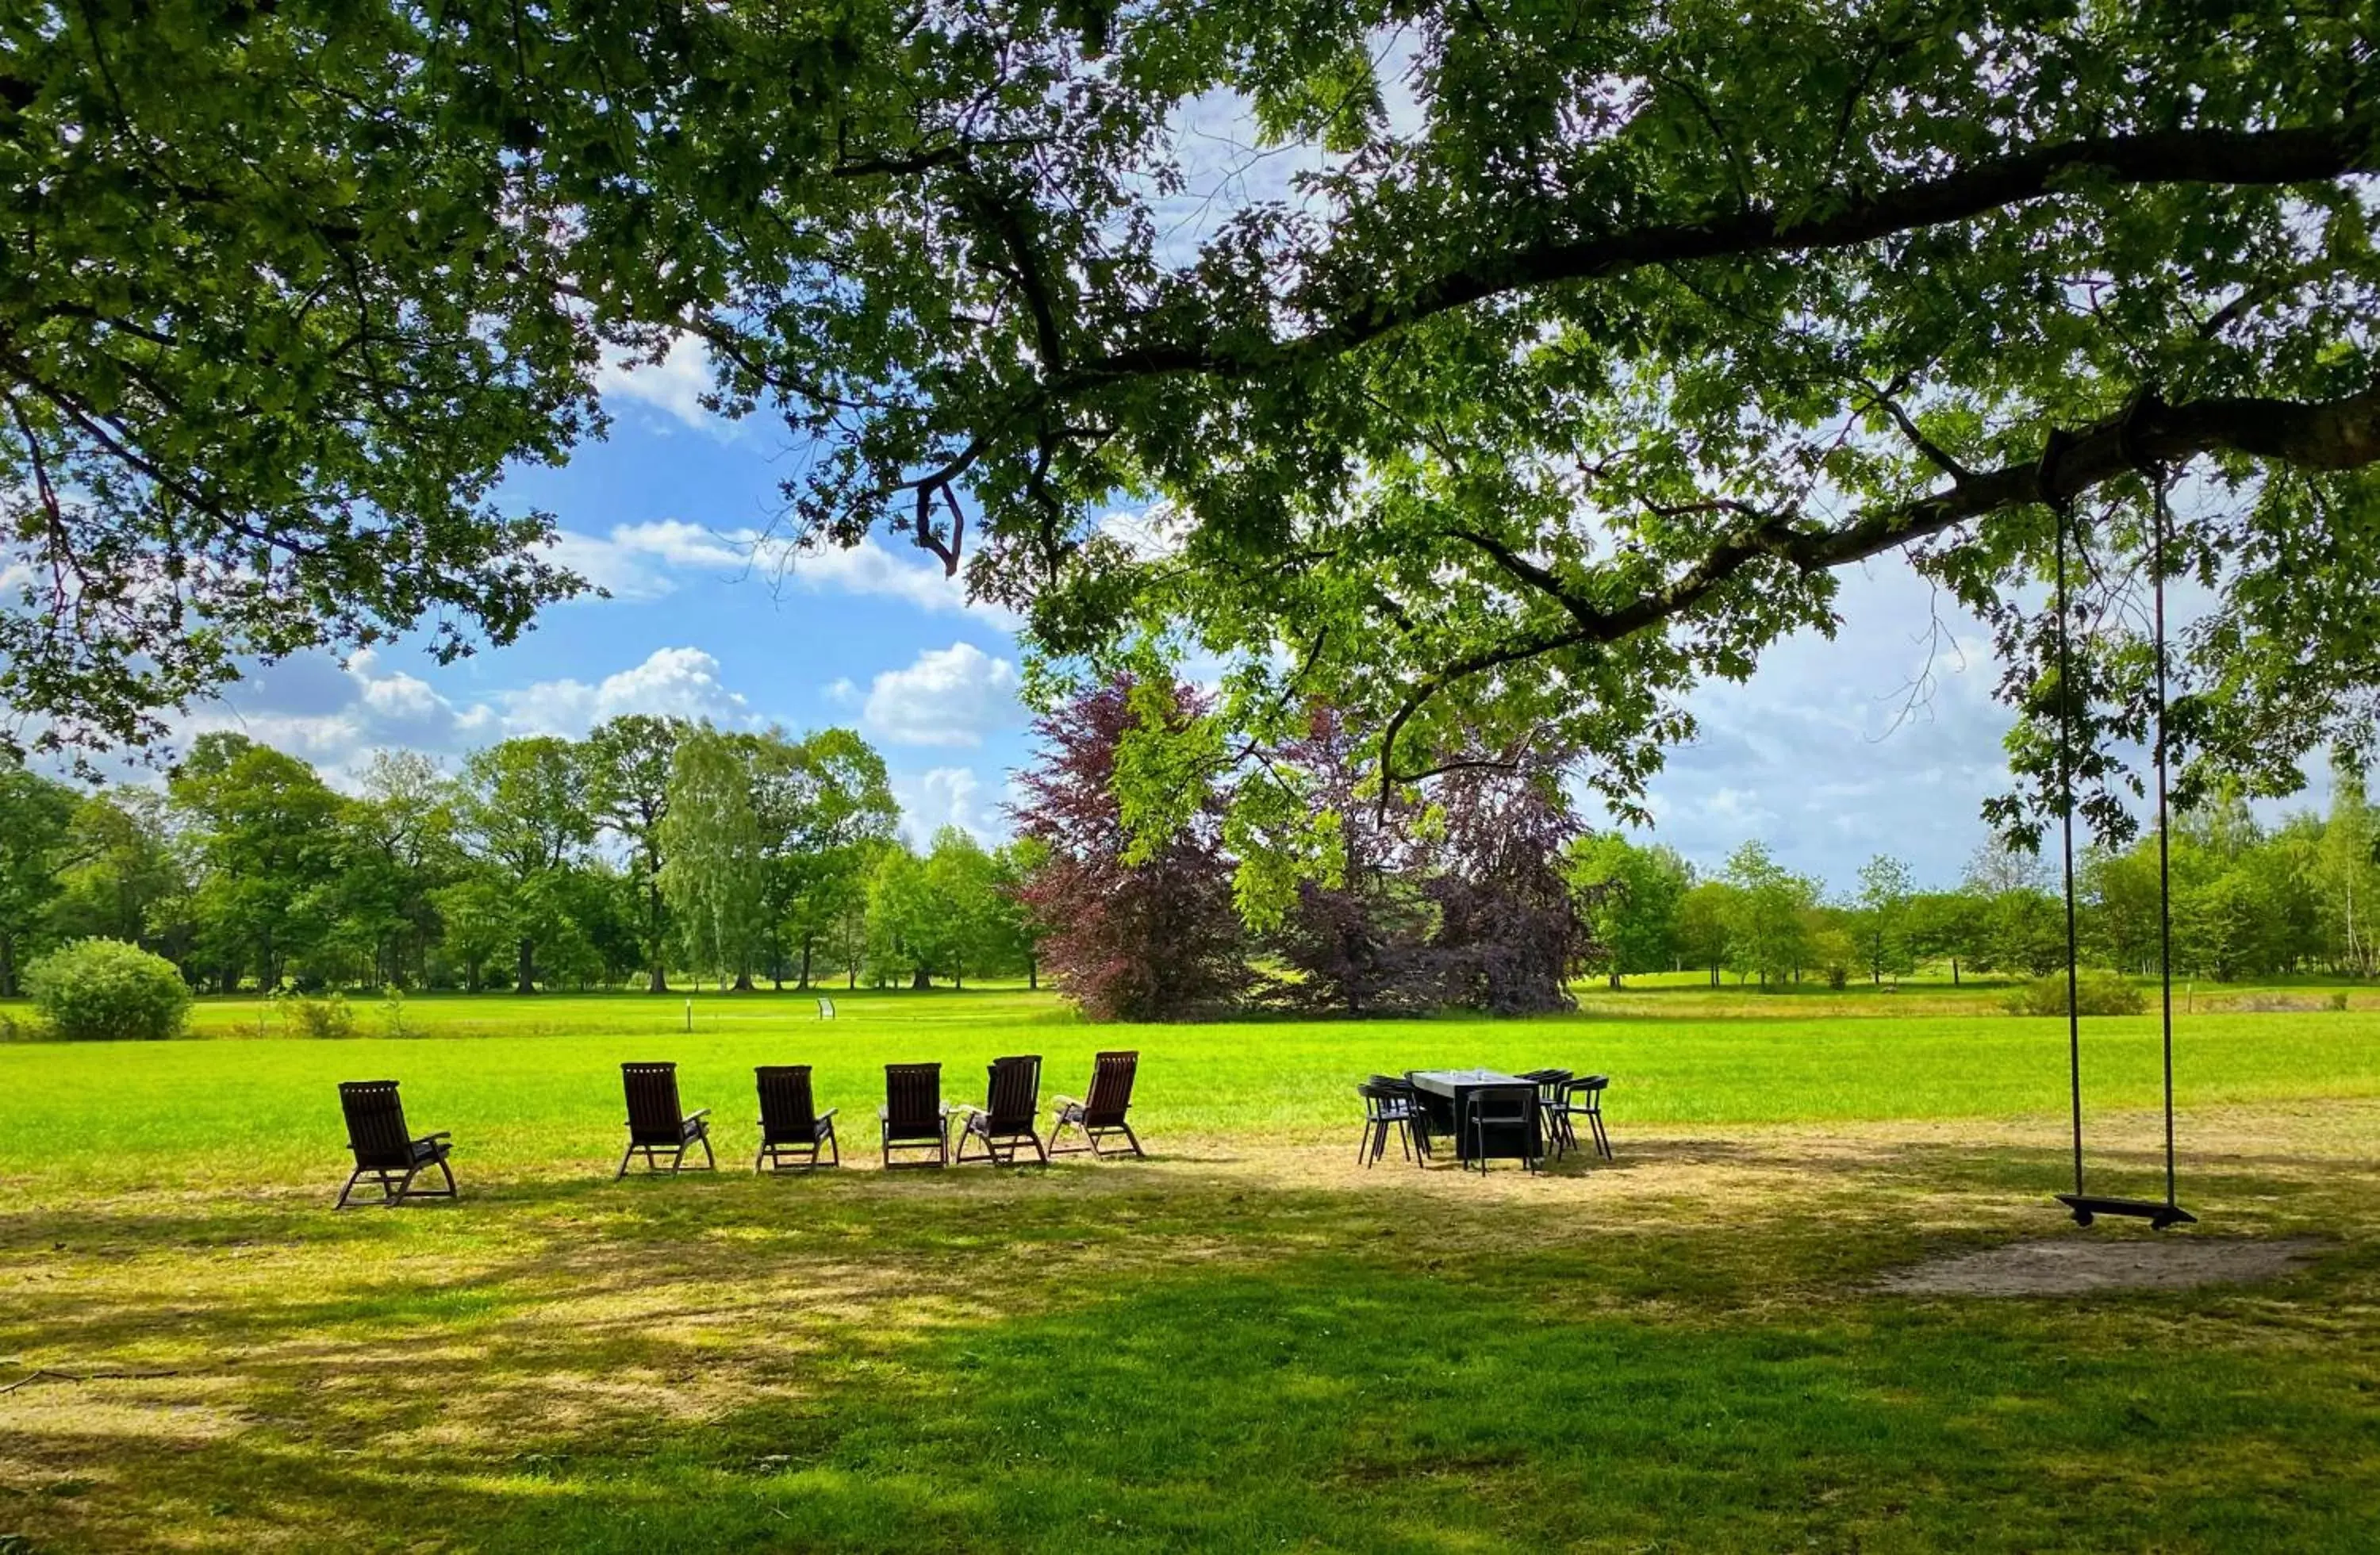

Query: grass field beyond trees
left=4, top=987, right=2378, bottom=1551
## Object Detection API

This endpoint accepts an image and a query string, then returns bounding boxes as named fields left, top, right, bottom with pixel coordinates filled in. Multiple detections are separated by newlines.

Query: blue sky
left=159, top=338, right=2067, bottom=897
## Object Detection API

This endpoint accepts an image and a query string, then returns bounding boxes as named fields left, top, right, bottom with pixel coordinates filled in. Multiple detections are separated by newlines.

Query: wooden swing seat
left=2057, top=1193, right=2196, bottom=1231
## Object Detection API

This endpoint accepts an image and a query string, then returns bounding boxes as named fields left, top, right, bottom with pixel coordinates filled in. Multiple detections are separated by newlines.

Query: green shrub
left=289, top=992, right=355, bottom=1039
left=2332, top=991, right=2353, bottom=1013
left=2006, top=969, right=2146, bottom=1018
left=0, top=1008, right=43, bottom=1042
left=22, top=939, right=193, bottom=1042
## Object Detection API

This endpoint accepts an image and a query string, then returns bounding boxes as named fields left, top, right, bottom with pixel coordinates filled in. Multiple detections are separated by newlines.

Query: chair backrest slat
left=1468, top=1083, right=1536, bottom=1125
left=1083, top=1050, right=1138, bottom=1126
left=340, top=1081, right=413, bottom=1167
left=622, top=1062, right=685, bottom=1142
left=755, top=1065, right=817, bottom=1142
left=981, top=1054, right=1042, bottom=1131
left=883, top=1062, right=942, bottom=1138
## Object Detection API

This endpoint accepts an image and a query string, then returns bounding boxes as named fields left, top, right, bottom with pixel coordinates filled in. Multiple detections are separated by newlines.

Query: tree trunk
left=1027, top=954, right=1037, bottom=991
left=1951, top=957, right=1961, bottom=985
left=1607, top=969, right=1622, bottom=989
left=734, top=964, right=754, bottom=992
left=644, top=857, right=669, bottom=993
left=515, top=937, right=536, bottom=994
left=798, top=935, right=814, bottom=990
left=910, top=966, right=931, bottom=990
left=0, top=931, right=14, bottom=999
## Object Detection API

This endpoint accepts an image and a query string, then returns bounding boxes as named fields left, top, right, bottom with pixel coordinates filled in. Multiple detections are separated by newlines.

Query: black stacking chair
left=334, top=1081, right=456, bottom=1208
left=1368, top=1073, right=1432, bottom=1161
left=1519, top=1069, right=1574, bottom=1156
left=1357, top=1081, right=1420, bottom=1167
left=617, top=1062, right=715, bottom=1178
left=1048, top=1050, right=1145, bottom=1158
left=1553, top=1074, right=1614, bottom=1160
left=754, top=1065, right=839, bottom=1171
left=1461, top=1083, right=1541, bottom=1174
left=954, top=1054, right=1050, bottom=1165
left=880, top=1062, right=950, bottom=1167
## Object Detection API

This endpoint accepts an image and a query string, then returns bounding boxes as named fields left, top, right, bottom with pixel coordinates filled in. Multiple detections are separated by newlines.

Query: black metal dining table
left=1405, top=1069, right=1544, bottom=1165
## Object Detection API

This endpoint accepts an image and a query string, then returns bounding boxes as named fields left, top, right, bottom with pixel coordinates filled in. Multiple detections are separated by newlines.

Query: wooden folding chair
left=1047, top=1050, right=1146, bottom=1158
left=953, top=1054, right=1049, bottom=1165
left=334, top=1081, right=456, bottom=1208
left=879, top=1062, right=949, bottom=1167
left=754, top=1065, right=839, bottom=1172
left=616, top=1062, right=715, bottom=1178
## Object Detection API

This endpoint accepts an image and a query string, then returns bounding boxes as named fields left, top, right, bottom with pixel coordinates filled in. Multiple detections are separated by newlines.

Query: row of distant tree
left=7, top=689, right=2368, bottom=1017
left=0, top=716, right=1046, bottom=1000
left=1568, top=766, right=2380, bottom=987
left=0, top=679, right=1603, bottom=1020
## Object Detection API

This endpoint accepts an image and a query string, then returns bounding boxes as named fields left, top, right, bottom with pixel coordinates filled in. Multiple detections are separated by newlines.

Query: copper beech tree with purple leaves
left=1009, top=676, right=1249, bottom=1022
left=1012, top=681, right=1596, bottom=1020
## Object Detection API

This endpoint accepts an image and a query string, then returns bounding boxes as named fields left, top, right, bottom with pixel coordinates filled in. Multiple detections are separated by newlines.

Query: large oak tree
left=10, top=2, right=2379, bottom=854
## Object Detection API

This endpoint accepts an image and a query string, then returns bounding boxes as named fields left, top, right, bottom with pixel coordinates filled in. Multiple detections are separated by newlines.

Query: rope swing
left=2042, top=417, right=2194, bottom=1231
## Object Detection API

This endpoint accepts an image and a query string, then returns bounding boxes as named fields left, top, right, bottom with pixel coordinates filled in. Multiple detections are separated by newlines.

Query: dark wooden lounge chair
left=953, top=1054, right=1050, bottom=1165
left=335, top=1081, right=456, bottom=1208
left=879, top=1062, right=950, bottom=1167
left=1047, top=1050, right=1145, bottom=1158
left=616, top=1062, right=715, bottom=1178
left=754, top=1065, right=839, bottom=1172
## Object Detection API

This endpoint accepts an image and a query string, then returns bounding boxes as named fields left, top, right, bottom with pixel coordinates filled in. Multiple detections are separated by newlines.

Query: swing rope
left=2053, top=482, right=2086, bottom=1202
left=2045, top=401, right=2192, bottom=1230
left=2148, top=456, right=2179, bottom=1211
left=2039, top=432, right=2087, bottom=1203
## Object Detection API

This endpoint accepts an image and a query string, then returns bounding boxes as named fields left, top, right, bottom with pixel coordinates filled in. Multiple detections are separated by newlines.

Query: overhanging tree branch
left=1073, top=121, right=2380, bottom=382
left=1379, top=378, right=2380, bottom=783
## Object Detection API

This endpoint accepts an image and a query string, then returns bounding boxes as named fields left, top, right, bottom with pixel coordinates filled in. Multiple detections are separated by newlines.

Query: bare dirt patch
left=1879, top=1234, right=2326, bottom=1296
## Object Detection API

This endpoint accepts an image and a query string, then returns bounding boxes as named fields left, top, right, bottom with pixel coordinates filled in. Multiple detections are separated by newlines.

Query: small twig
left=0, top=1367, right=186, bottom=1396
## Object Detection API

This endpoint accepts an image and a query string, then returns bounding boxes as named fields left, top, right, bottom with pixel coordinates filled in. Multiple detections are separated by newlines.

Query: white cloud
left=539, top=523, right=1019, bottom=631
left=1096, top=501, right=1192, bottom=562
left=496, top=647, right=752, bottom=739
left=593, top=333, right=724, bottom=434
left=780, top=536, right=1022, bottom=629
left=134, top=646, right=749, bottom=790
left=540, top=520, right=753, bottom=601
left=1612, top=559, right=2018, bottom=893
left=892, top=766, right=996, bottom=844
left=862, top=642, right=1019, bottom=747
left=609, top=520, right=749, bottom=570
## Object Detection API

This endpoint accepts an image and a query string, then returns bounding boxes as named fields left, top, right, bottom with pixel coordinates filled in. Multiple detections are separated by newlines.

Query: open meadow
left=3, top=985, right=2378, bottom=1552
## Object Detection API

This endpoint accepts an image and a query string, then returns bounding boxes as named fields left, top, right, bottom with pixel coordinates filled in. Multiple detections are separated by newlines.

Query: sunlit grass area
left=3, top=988, right=2378, bottom=1551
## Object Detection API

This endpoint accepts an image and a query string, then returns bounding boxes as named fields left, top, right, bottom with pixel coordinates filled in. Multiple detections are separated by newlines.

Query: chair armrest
left=816, top=1107, right=838, bottom=1121
left=1050, top=1095, right=1083, bottom=1112
left=949, top=1103, right=987, bottom=1123
left=416, top=1132, right=452, bottom=1145
left=684, top=1108, right=710, bottom=1123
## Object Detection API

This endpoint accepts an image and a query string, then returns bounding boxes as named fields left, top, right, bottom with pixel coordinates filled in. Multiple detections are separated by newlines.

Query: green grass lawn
left=3, top=988, right=2378, bottom=1551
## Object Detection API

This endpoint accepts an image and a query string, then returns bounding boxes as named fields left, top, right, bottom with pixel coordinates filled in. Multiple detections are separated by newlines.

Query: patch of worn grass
left=1, top=994, right=2378, bottom=1551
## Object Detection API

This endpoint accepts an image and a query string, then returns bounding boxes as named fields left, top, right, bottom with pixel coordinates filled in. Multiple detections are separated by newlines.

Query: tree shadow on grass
left=2, top=1132, right=2376, bottom=1550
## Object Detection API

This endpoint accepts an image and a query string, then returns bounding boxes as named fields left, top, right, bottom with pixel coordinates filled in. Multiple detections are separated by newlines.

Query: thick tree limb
left=1379, top=379, right=2380, bottom=781
left=1074, top=121, right=2379, bottom=381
